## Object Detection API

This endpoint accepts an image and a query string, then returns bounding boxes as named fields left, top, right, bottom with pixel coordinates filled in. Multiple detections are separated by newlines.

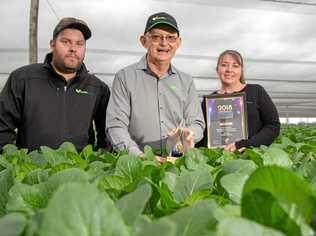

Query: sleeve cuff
left=128, top=146, right=143, bottom=156
left=235, top=139, right=248, bottom=149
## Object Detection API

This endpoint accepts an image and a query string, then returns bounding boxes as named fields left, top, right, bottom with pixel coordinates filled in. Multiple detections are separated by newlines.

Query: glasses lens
left=148, top=34, right=178, bottom=43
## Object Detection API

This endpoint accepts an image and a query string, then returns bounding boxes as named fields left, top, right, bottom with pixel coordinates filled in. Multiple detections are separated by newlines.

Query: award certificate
left=205, top=92, right=248, bottom=148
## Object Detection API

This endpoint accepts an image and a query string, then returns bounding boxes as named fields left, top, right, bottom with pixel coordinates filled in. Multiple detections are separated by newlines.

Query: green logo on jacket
left=75, top=89, right=89, bottom=95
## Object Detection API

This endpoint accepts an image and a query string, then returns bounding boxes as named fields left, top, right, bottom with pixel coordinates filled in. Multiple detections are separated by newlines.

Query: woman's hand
left=224, top=143, right=246, bottom=152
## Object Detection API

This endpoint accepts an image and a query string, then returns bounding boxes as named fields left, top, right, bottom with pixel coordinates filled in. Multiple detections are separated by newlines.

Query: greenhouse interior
left=0, top=1, right=316, bottom=236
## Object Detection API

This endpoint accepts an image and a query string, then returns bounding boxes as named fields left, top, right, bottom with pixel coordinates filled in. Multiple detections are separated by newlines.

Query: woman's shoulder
left=245, top=83, right=264, bottom=90
left=245, top=83, right=267, bottom=94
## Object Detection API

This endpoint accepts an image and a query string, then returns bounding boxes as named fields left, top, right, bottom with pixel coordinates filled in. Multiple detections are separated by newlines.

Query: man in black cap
left=0, top=17, right=111, bottom=151
left=106, top=12, right=205, bottom=161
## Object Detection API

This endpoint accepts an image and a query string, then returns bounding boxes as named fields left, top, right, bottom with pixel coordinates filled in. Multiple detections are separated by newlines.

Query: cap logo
left=152, top=16, right=166, bottom=21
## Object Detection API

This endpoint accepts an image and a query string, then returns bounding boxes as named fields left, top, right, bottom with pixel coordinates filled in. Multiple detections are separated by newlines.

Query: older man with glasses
left=106, top=12, right=205, bottom=161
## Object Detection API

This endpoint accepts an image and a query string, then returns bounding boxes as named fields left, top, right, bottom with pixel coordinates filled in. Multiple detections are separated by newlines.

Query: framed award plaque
left=204, top=92, right=248, bottom=148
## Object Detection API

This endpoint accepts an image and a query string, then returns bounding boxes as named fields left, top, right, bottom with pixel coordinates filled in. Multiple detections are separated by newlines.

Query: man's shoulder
left=9, top=63, right=46, bottom=81
left=11, top=63, right=44, bottom=75
left=113, top=60, right=143, bottom=85
left=83, top=73, right=109, bottom=90
left=116, top=61, right=140, bottom=74
left=172, top=66, right=192, bottom=80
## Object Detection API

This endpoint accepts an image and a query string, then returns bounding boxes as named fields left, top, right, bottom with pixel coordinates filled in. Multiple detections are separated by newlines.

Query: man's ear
left=49, top=39, right=55, bottom=50
left=139, top=35, right=147, bottom=49
left=176, top=37, right=182, bottom=49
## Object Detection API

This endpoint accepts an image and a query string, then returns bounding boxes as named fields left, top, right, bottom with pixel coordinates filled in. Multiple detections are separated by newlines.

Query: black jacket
left=196, top=84, right=280, bottom=149
left=0, top=53, right=110, bottom=151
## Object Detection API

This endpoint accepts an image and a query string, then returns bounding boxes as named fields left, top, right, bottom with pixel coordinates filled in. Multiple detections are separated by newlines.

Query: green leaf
left=151, top=181, right=180, bottom=211
left=299, top=144, right=316, bottom=155
left=7, top=182, right=45, bottom=215
left=216, top=217, right=285, bottom=236
left=22, top=169, right=49, bottom=185
left=40, top=146, right=67, bottom=166
left=160, top=200, right=218, bottom=236
left=80, top=144, right=94, bottom=159
left=134, top=215, right=176, bottom=236
left=143, top=145, right=157, bottom=161
left=242, top=189, right=301, bottom=235
left=57, top=142, right=78, bottom=155
left=263, top=147, right=293, bottom=168
left=299, top=160, right=316, bottom=181
left=2, top=144, right=19, bottom=156
left=198, top=147, right=222, bottom=165
left=184, top=148, right=208, bottom=170
left=183, top=189, right=213, bottom=206
left=7, top=168, right=89, bottom=215
left=0, top=169, right=14, bottom=216
left=86, top=161, right=108, bottom=182
left=164, top=168, right=213, bottom=203
left=41, top=168, right=88, bottom=195
left=220, top=173, right=249, bottom=204
left=40, top=183, right=129, bottom=236
left=116, top=183, right=152, bottom=226
left=242, top=166, right=316, bottom=226
left=243, top=148, right=263, bottom=166
left=0, top=213, right=27, bottom=236
left=222, top=159, right=257, bottom=175
left=24, top=211, right=44, bottom=236
left=115, top=154, right=143, bottom=182
left=0, top=157, right=11, bottom=171
left=98, top=175, right=131, bottom=192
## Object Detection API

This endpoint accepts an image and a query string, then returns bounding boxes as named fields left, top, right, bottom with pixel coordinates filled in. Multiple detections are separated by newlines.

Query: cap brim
left=146, top=21, right=179, bottom=34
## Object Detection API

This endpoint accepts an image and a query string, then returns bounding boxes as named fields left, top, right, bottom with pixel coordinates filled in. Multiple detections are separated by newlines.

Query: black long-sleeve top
left=0, top=53, right=111, bottom=151
left=196, top=84, right=280, bottom=149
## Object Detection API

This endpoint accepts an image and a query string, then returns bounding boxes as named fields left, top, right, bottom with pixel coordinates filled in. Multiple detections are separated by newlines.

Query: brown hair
left=216, top=50, right=245, bottom=84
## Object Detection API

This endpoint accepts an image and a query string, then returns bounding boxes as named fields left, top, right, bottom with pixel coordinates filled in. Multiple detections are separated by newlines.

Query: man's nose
left=68, top=43, right=77, bottom=51
left=159, top=37, right=168, bottom=45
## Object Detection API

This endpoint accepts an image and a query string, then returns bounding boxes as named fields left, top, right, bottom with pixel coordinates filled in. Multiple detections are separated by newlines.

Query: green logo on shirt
left=75, top=89, right=89, bottom=95
left=170, top=85, right=177, bottom=92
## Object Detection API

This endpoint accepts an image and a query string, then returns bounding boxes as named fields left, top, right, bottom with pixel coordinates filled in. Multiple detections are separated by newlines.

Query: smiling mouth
left=66, top=55, right=78, bottom=60
left=157, top=49, right=169, bottom=53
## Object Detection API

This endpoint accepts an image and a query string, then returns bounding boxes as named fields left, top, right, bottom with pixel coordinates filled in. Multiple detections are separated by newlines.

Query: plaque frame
left=204, top=92, right=248, bottom=148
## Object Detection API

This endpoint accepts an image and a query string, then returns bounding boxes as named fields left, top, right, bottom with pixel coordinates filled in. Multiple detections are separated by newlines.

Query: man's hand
left=155, top=155, right=167, bottom=164
left=181, top=128, right=195, bottom=152
left=167, top=127, right=195, bottom=153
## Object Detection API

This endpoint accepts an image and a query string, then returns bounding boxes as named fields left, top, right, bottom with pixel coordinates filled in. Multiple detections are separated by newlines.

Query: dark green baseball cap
left=144, top=12, right=179, bottom=35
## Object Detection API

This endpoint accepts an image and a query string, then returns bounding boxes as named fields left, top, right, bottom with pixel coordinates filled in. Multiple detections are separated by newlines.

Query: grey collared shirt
left=106, top=55, right=205, bottom=155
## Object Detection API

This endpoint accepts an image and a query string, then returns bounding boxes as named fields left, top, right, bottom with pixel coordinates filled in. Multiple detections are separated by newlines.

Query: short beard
left=51, top=55, right=83, bottom=75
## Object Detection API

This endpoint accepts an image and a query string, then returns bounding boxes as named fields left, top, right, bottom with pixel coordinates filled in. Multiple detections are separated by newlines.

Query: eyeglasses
left=147, top=34, right=179, bottom=44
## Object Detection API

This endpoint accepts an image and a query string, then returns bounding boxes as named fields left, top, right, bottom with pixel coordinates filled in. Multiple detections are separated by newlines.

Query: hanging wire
left=45, top=0, right=60, bottom=20
left=260, top=0, right=316, bottom=6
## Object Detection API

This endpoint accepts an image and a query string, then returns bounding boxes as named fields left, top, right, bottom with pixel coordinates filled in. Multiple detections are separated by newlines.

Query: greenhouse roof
left=1, top=0, right=316, bottom=117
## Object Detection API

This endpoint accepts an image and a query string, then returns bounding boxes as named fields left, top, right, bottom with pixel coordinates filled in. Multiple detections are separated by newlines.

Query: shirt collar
left=136, top=54, right=177, bottom=75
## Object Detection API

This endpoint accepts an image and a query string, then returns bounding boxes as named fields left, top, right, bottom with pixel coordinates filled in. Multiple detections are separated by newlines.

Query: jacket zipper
left=63, top=86, right=67, bottom=139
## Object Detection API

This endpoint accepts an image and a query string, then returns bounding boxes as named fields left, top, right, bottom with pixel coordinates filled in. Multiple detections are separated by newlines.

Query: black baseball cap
left=144, top=12, right=179, bottom=35
left=53, top=17, right=91, bottom=40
